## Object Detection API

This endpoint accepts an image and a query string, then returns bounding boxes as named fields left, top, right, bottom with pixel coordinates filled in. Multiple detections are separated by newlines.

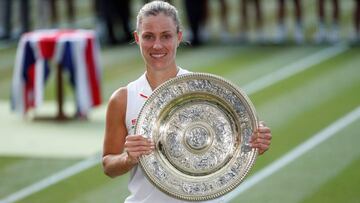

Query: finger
left=129, top=150, right=153, bottom=156
left=253, top=123, right=270, bottom=135
left=125, top=141, right=153, bottom=147
left=126, top=136, right=154, bottom=147
left=258, top=149, right=267, bottom=155
left=126, top=145, right=155, bottom=152
left=257, top=126, right=271, bottom=133
left=259, top=143, right=269, bottom=154
left=252, top=138, right=271, bottom=146
left=250, top=129, right=260, bottom=142
left=252, top=143, right=269, bottom=155
left=127, top=136, right=154, bottom=144
left=250, top=133, right=259, bottom=144
left=126, top=146, right=155, bottom=152
left=125, top=139, right=155, bottom=147
left=251, top=139, right=270, bottom=147
left=256, top=133, right=272, bottom=140
left=126, top=135, right=148, bottom=141
left=251, top=136, right=271, bottom=147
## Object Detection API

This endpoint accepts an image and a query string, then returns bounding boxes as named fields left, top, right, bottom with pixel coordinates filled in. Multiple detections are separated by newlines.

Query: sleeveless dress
left=124, top=68, right=223, bottom=203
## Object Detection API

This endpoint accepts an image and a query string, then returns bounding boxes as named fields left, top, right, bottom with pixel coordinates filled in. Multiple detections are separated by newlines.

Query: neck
left=145, top=66, right=179, bottom=90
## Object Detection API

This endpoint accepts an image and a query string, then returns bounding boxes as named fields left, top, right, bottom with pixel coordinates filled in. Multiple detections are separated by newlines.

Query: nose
left=153, top=38, right=163, bottom=49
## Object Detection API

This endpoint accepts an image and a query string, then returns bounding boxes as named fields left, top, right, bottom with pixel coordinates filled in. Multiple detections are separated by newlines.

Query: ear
left=134, top=31, right=140, bottom=44
left=177, top=31, right=183, bottom=46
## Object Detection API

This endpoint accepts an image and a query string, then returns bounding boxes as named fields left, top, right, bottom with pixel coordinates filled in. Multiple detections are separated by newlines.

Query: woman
left=102, top=1, right=271, bottom=202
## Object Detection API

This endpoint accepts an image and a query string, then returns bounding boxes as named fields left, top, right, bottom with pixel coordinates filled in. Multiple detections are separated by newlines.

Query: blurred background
left=0, top=0, right=359, bottom=203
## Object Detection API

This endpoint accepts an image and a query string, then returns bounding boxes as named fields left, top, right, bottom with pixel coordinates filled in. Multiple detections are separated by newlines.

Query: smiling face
left=134, top=12, right=182, bottom=72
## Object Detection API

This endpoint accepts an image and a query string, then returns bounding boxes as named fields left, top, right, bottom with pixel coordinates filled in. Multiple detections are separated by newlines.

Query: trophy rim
left=135, top=72, right=258, bottom=201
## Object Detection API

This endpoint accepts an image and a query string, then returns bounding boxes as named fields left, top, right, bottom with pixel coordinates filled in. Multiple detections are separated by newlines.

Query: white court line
left=0, top=43, right=349, bottom=203
left=0, top=155, right=100, bottom=203
left=223, top=105, right=360, bottom=202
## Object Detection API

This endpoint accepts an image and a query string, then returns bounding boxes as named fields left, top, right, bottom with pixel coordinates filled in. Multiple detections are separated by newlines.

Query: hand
left=124, top=135, right=155, bottom=164
left=250, top=121, right=272, bottom=155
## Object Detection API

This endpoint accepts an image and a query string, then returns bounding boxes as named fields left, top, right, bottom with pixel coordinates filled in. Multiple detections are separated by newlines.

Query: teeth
left=151, top=53, right=166, bottom=58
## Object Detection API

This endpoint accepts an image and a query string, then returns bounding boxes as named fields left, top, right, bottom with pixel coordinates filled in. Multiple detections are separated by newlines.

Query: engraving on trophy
left=184, top=124, right=212, bottom=151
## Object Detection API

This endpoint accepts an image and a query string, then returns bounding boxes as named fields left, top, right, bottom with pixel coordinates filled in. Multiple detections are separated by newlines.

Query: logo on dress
left=139, top=93, right=148, bottom=99
left=131, top=118, right=137, bottom=131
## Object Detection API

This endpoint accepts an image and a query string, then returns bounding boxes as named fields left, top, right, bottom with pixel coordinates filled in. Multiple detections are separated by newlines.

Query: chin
left=152, top=65, right=169, bottom=71
left=149, top=62, right=169, bottom=70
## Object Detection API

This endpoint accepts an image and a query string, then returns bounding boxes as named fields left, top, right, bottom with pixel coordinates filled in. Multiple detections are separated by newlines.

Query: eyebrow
left=142, top=30, right=174, bottom=35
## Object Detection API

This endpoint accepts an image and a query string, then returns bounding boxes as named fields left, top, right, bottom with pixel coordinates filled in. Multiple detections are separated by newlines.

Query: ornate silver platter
left=135, top=73, right=258, bottom=201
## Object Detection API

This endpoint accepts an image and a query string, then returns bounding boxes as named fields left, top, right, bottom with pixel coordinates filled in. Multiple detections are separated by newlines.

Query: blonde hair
left=136, top=1, right=181, bottom=33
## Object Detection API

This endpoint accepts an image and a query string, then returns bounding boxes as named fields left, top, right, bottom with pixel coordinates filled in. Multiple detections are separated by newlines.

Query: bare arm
left=102, top=87, right=133, bottom=177
left=102, top=87, right=154, bottom=178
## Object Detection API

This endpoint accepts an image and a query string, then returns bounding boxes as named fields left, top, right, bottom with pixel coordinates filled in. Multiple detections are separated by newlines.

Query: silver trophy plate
left=136, top=73, right=258, bottom=201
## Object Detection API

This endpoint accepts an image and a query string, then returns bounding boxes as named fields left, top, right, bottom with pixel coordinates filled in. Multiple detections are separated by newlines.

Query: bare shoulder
left=106, top=87, right=128, bottom=122
left=107, top=87, right=127, bottom=110
left=110, top=87, right=127, bottom=104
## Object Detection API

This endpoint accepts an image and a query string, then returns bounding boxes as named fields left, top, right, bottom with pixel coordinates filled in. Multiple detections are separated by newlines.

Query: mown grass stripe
left=243, top=42, right=348, bottom=94
left=223, top=105, right=360, bottom=202
left=223, top=46, right=322, bottom=85
left=302, top=154, right=360, bottom=203
left=253, top=47, right=360, bottom=131
left=20, top=166, right=130, bottom=203
left=0, top=155, right=100, bottom=203
left=0, top=157, right=79, bottom=199
left=245, top=121, right=360, bottom=203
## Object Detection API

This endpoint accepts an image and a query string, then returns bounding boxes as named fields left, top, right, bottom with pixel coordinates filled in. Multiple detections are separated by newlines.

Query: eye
left=142, top=34, right=154, bottom=41
left=161, top=34, right=172, bottom=40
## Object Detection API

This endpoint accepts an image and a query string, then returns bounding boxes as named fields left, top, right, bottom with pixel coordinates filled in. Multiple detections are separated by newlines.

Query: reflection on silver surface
left=136, top=73, right=258, bottom=201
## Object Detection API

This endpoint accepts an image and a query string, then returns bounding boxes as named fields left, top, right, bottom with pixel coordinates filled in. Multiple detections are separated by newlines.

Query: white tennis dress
left=124, top=68, right=224, bottom=203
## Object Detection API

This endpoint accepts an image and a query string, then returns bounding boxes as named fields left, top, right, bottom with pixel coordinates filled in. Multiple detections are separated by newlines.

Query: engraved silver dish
left=135, top=73, right=258, bottom=201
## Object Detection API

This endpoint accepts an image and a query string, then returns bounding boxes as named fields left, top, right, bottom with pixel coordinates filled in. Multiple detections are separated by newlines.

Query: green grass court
left=1, top=0, right=360, bottom=202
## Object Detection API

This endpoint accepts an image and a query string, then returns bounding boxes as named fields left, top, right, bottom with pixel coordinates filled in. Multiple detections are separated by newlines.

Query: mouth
left=150, top=53, right=167, bottom=59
